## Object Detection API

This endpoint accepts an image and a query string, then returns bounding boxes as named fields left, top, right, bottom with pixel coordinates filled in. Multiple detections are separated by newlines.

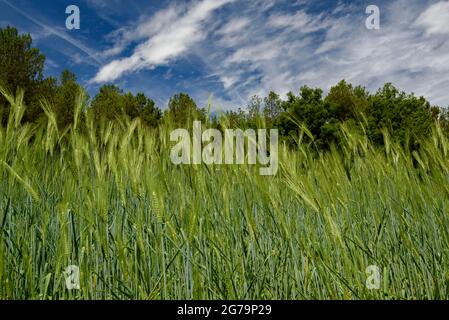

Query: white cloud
left=92, top=0, right=449, bottom=108
left=415, top=1, right=449, bottom=35
left=218, top=17, right=251, bottom=36
left=93, top=0, right=235, bottom=83
left=268, top=11, right=331, bottom=33
left=304, top=0, right=449, bottom=106
left=200, top=4, right=335, bottom=101
left=201, top=0, right=449, bottom=107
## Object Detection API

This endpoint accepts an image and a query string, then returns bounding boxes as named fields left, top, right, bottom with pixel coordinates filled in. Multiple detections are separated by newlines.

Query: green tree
left=366, top=83, right=434, bottom=148
left=53, top=70, right=87, bottom=129
left=134, top=93, right=162, bottom=127
left=165, top=93, right=205, bottom=125
left=90, top=85, right=124, bottom=122
left=122, top=92, right=161, bottom=127
left=280, top=86, right=339, bottom=149
left=0, top=26, right=48, bottom=124
left=247, top=95, right=262, bottom=120
left=91, top=85, right=161, bottom=127
left=325, top=80, right=369, bottom=122
left=263, top=91, right=282, bottom=121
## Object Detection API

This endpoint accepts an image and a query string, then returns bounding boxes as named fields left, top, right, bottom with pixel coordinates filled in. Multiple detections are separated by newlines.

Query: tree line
left=1, top=25, right=448, bottom=150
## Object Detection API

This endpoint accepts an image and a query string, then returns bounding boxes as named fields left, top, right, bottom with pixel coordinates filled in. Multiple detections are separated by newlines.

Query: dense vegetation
left=1, top=87, right=449, bottom=299
left=1, top=26, right=448, bottom=150
left=1, top=26, right=449, bottom=300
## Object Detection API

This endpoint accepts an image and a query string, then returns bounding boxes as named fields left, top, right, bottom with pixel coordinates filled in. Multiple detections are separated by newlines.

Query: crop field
left=0, top=90, right=449, bottom=300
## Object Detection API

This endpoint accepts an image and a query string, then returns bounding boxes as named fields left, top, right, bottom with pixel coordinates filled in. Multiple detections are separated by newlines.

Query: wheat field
left=0, top=89, right=448, bottom=300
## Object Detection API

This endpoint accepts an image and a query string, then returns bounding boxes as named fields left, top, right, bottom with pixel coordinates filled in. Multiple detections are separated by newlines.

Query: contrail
left=1, top=0, right=102, bottom=65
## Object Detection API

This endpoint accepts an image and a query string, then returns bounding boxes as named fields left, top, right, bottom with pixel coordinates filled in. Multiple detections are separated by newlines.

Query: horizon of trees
left=1, top=25, right=449, bottom=151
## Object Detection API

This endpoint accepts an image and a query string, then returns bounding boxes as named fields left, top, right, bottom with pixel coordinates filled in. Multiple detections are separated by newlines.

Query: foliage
left=1, top=26, right=447, bottom=150
left=52, top=70, right=89, bottom=129
left=164, top=92, right=205, bottom=127
left=1, top=88, right=449, bottom=299
left=0, top=26, right=47, bottom=124
left=366, top=83, right=435, bottom=149
left=90, top=85, right=161, bottom=127
left=2, top=26, right=449, bottom=300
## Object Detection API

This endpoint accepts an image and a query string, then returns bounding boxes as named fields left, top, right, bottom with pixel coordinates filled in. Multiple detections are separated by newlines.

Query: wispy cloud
left=25, top=0, right=447, bottom=108
left=93, top=0, right=235, bottom=83
left=415, top=1, right=449, bottom=35
left=199, top=0, right=449, bottom=107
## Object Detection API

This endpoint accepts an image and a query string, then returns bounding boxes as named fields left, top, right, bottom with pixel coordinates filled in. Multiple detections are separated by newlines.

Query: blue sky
left=1, top=0, right=449, bottom=110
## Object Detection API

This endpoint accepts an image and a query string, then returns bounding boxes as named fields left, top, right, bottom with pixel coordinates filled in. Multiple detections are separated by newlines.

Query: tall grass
left=0, top=88, right=449, bottom=299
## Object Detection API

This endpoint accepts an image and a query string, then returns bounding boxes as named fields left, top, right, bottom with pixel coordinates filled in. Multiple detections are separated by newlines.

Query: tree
left=165, top=93, right=205, bottom=125
left=60, top=69, right=77, bottom=84
left=325, top=80, right=369, bottom=122
left=0, top=26, right=47, bottom=124
left=90, top=85, right=124, bottom=122
left=279, top=86, right=339, bottom=149
left=366, top=83, right=434, bottom=148
left=122, top=92, right=161, bottom=127
left=53, top=70, right=87, bottom=129
left=263, top=91, right=282, bottom=121
left=134, top=93, right=162, bottom=127
left=247, top=95, right=262, bottom=120
left=90, top=85, right=161, bottom=127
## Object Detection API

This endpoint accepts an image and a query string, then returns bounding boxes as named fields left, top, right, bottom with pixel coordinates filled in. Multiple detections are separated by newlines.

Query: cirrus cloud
left=92, top=0, right=235, bottom=83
